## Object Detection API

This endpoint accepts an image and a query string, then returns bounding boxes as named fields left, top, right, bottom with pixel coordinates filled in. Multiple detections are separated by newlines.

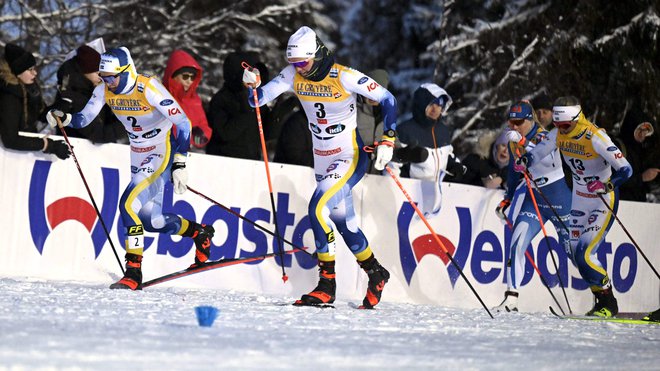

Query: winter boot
left=109, top=253, right=143, bottom=290
left=294, top=261, right=336, bottom=306
left=586, top=287, right=618, bottom=317
left=359, top=255, right=390, bottom=309
left=183, top=222, right=215, bottom=266
left=492, top=290, right=519, bottom=312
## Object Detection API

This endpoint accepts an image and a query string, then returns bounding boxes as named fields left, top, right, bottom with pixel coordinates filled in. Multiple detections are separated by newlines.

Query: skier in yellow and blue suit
left=515, top=96, right=632, bottom=317
left=47, top=47, right=214, bottom=290
left=242, top=26, right=397, bottom=308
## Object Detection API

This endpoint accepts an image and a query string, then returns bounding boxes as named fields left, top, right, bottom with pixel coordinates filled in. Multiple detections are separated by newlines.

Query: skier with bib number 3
left=242, top=26, right=397, bottom=308
left=46, top=47, right=214, bottom=290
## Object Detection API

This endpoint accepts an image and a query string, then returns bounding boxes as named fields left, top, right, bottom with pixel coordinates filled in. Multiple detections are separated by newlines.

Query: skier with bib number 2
left=47, top=47, right=214, bottom=290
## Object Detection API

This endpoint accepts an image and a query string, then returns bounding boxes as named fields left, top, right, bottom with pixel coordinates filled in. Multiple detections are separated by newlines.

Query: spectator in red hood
left=163, top=49, right=211, bottom=150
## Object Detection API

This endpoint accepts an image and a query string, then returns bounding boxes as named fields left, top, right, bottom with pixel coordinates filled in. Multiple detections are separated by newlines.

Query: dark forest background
left=1, top=0, right=658, bottom=151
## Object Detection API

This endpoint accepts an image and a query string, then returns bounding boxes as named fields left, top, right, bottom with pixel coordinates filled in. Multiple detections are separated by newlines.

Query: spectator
left=459, top=128, right=509, bottom=189
left=50, top=44, right=124, bottom=144
left=0, top=43, right=70, bottom=160
left=273, top=96, right=313, bottom=167
left=163, top=49, right=211, bottom=151
left=531, top=93, right=553, bottom=129
left=394, top=83, right=466, bottom=216
left=206, top=51, right=272, bottom=159
left=614, top=105, right=659, bottom=202
left=356, top=68, right=389, bottom=173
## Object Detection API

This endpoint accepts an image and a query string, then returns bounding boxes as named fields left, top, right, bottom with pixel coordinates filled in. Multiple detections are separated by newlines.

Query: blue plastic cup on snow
left=194, top=306, right=219, bottom=327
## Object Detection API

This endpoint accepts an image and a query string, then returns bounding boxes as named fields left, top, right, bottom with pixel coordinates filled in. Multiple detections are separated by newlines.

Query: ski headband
left=553, top=105, right=581, bottom=122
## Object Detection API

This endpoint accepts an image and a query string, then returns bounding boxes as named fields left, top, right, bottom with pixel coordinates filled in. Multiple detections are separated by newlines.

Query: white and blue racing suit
left=68, top=69, right=192, bottom=255
left=249, top=64, right=397, bottom=262
left=504, top=123, right=572, bottom=290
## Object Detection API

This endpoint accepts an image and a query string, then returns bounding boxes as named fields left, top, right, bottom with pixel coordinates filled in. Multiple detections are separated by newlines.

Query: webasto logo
left=396, top=202, right=638, bottom=293
left=28, top=161, right=315, bottom=269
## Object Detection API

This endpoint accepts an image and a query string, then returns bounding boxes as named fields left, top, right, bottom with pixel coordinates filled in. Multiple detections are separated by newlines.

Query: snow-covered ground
left=0, top=278, right=658, bottom=370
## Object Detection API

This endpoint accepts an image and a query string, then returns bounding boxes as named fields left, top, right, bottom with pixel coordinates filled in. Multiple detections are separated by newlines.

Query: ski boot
left=359, top=255, right=390, bottom=309
left=586, top=287, right=618, bottom=317
left=109, top=253, right=143, bottom=290
left=184, top=222, right=215, bottom=267
left=492, top=290, right=519, bottom=312
left=294, top=261, right=336, bottom=306
left=643, top=308, right=660, bottom=322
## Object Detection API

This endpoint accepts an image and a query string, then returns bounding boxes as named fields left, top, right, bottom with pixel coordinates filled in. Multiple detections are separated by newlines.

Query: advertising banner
left=1, top=136, right=658, bottom=313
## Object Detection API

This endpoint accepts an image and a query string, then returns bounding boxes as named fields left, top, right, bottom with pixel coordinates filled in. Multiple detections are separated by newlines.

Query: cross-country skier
left=493, top=101, right=572, bottom=312
left=242, top=26, right=396, bottom=308
left=514, top=96, right=632, bottom=317
left=47, top=47, right=214, bottom=290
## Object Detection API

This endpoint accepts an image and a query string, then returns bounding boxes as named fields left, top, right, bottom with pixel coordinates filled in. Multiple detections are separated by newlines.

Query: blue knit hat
left=508, top=102, right=533, bottom=120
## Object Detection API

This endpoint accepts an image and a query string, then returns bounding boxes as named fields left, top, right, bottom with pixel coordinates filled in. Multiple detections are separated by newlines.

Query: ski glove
left=44, top=139, right=71, bottom=160
left=495, top=199, right=511, bottom=222
left=587, top=180, right=613, bottom=194
left=506, top=130, right=523, bottom=143
left=374, top=133, right=396, bottom=171
left=242, top=67, right=261, bottom=88
left=513, top=155, right=529, bottom=173
left=171, top=154, right=188, bottom=194
left=46, top=109, right=72, bottom=128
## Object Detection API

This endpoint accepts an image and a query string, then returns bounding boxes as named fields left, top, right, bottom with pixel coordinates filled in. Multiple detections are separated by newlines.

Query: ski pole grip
left=241, top=61, right=253, bottom=70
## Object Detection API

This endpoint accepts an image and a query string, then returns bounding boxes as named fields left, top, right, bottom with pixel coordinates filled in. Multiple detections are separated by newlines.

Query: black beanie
left=5, top=43, right=36, bottom=75
left=75, top=45, right=101, bottom=74
left=531, top=94, right=553, bottom=111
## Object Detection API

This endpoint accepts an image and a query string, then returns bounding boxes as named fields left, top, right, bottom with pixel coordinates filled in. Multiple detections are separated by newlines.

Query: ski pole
left=596, top=194, right=660, bottom=280
left=241, top=61, right=288, bottom=283
left=502, top=215, right=566, bottom=315
left=55, top=116, right=125, bottom=274
left=384, top=165, right=494, bottom=319
left=187, top=186, right=314, bottom=257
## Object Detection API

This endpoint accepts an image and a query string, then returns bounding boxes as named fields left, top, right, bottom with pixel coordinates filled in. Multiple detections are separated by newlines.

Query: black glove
left=44, top=139, right=71, bottom=160
left=191, top=126, right=209, bottom=148
left=446, top=154, right=468, bottom=178
left=495, top=199, right=511, bottom=222
left=393, top=145, right=429, bottom=163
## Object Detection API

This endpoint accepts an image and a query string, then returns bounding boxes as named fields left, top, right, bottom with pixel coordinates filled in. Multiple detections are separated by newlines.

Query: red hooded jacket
left=163, top=50, right=211, bottom=148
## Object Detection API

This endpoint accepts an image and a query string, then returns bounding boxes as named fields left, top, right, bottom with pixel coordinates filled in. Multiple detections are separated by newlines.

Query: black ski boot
left=359, top=255, right=390, bottom=309
left=643, top=308, right=660, bottom=322
left=109, top=253, right=143, bottom=290
left=183, top=222, right=215, bottom=266
left=294, top=261, right=336, bottom=306
left=586, top=287, right=618, bottom=317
